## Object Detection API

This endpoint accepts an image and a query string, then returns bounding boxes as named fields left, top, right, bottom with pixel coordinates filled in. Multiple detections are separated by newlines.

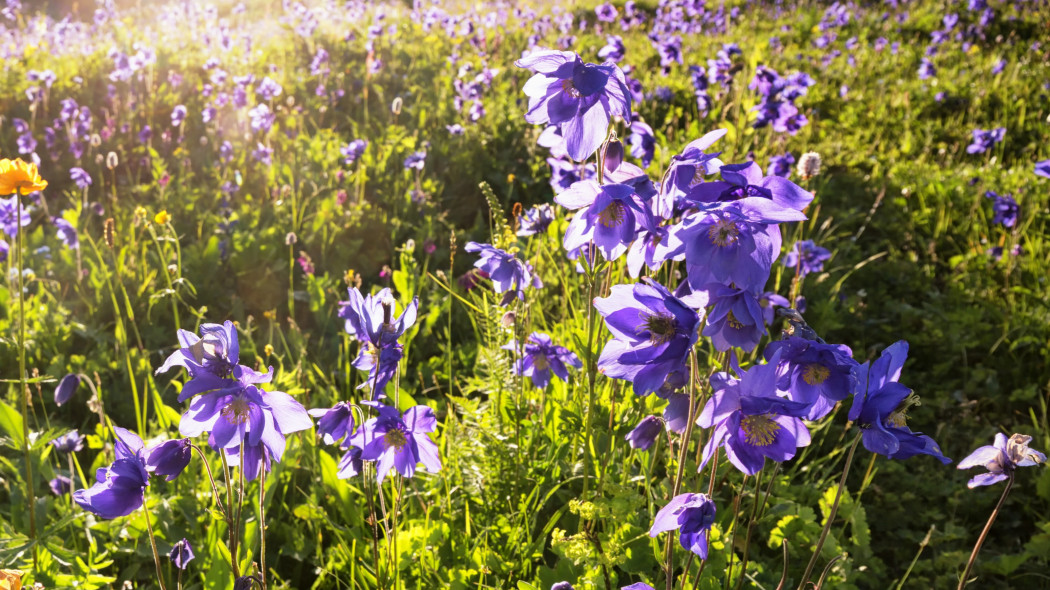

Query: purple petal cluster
left=464, top=242, right=542, bottom=305
left=338, top=287, right=419, bottom=396
left=502, top=332, right=582, bottom=389
left=958, top=433, right=1045, bottom=488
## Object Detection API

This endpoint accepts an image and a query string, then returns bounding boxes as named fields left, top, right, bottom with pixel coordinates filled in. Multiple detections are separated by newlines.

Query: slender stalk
left=220, top=451, right=239, bottom=578
left=259, top=456, right=267, bottom=589
left=664, top=351, right=700, bottom=590
left=14, top=193, right=37, bottom=568
left=142, top=500, right=168, bottom=590
left=232, top=446, right=246, bottom=579
left=191, top=444, right=226, bottom=519
left=957, top=475, right=1014, bottom=590
left=797, top=435, right=861, bottom=590
left=724, top=475, right=748, bottom=590
left=580, top=258, right=605, bottom=499
left=734, top=469, right=766, bottom=590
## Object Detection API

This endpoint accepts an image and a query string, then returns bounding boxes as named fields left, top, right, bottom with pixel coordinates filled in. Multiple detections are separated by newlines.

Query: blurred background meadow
left=1, top=0, right=1050, bottom=588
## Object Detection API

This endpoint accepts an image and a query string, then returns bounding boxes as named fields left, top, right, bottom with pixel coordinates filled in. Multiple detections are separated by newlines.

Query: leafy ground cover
left=1, top=0, right=1049, bottom=588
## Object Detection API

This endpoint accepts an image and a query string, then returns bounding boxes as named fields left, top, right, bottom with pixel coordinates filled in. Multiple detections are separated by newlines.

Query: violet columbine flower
left=463, top=242, right=542, bottom=306
left=848, top=341, right=951, bottom=463
left=53, top=217, right=79, bottom=249
left=338, top=287, right=419, bottom=395
left=649, top=493, right=717, bottom=558
left=156, top=321, right=240, bottom=401
left=54, top=373, right=80, bottom=406
left=517, top=204, right=555, bottom=236
left=686, top=161, right=813, bottom=211
left=169, top=538, right=195, bottom=570
left=73, top=427, right=149, bottom=519
left=918, top=58, right=936, bottom=80
left=0, top=239, right=7, bottom=263
left=404, top=151, right=426, bottom=170
left=694, top=284, right=768, bottom=352
left=623, top=584, right=655, bottom=590
left=675, top=198, right=806, bottom=294
left=178, top=364, right=313, bottom=461
left=594, top=278, right=700, bottom=397
left=0, top=195, right=30, bottom=237
left=984, top=191, right=1019, bottom=228
left=598, top=35, right=625, bottom=62
left=767, top=153, right=795, bottom=178
left=958, top=433, right=1046, bottom=488
left=341, top=139, right=367, bottom=165
left=308, top=402, right=355, bottom=446
left=626, top=416, right=663, bottom=451
left=50, top=475, right=72, bottom=496
left=783, top=240, right=831, bottom=276
left=256, top=76, right=283, bottom=100
left=758, top=292, right=790, bottom=326
left=515, top=49, right=631, bottom=162
left=70, top=167, right=92, bottom=189
left=594, top=2, right=617, bottom=22
left=353, top=403, right=441, bottom=482
left=765, top=337, right=858, bottom=420
left=52, top=430, right=85, bottom=453
left=966, top=127, right=1005, bottom=154
left=502, top=332, right=582, bottom=389
left=557, top=180, right=650, bottom=261
left=698, top=351, right=812, bottom=474
left=1035, top=159, right=1050, bottom=179
left=659, top=129, right=727, bottom=213
left=144, top=438, right=193, bottom=481
left=171, top=105, right=187, bottom=127
left=628, top=119, right=655, bottom=168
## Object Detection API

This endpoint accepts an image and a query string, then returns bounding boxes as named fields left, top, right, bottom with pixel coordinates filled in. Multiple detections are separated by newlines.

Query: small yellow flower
left=263, top=309, right=276, bottom=321
left=507, top=173, right=516, bottom=183
left=0, top=158, right=48, bottom=196
left=154, top=210, right=171, bottom=225
left=264, top=344, right=275, bottom=356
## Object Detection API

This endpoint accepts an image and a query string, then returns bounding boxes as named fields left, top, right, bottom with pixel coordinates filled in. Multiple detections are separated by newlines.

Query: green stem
left=259, top=456, right=267, bottom=589
left=14, top=193, right=37, bottom=568
left=665, top=351, right=700, bottom=590
left=797, top=434, right=861, bottom=590
left=142, top=500, right=168, bottom=590
left=957, top=475, right=1014, bottom=590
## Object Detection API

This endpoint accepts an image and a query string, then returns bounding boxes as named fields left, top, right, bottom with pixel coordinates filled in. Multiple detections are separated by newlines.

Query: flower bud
left=145, top=438, right=193, bottom=481
left=169, top=538, right=195, bottom=570
left=105, top=151, right=119, bottom=170
left=603, top=138, right=624, bottom=173
left=54, top=373, right=80, bottom=406
left=796, top=151, right=822, bottom=180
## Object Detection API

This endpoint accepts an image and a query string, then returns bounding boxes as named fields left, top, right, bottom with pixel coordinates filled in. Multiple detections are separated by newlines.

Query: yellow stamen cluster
left=707, top=218, right=740, bottom=247
left=802, top=363, right=831, bottom=385
left=598, top=200, right=627, bottom=228
left=741, top=414, right=781, bottom=447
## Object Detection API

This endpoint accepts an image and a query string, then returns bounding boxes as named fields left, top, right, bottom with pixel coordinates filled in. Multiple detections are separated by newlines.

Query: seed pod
left=103, top=218, right=115, bottom=248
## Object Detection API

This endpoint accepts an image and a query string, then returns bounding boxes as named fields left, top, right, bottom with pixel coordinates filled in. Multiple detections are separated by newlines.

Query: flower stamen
left=741, top=414, right=781, bottom=447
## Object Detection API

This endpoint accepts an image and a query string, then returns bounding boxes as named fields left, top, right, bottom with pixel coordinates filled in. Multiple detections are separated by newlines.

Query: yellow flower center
left=221, top=397, right=252, bottom=425
left=707, top=218, right=740, bottom=247
left=802, top=363, right=830, bottom=385
left=886, top=394, right=921, bottom=428
left=384, top=428, right=408, bottom=450
left=598, top=200, right=627, bottom=228
left=643, top=312, right=678, bottom=345
left=726, top=311, right=744, bottom=330
left=561, top=78, right=581, bottom=99
left=741, top=414, right=781, bottom=447
left=533, top=354, right=550, bottom=371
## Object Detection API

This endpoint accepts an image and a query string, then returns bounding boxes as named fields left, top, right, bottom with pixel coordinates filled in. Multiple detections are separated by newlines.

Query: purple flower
left=256, top=76, right=283, bottom=100
left=765, top=337, right=858, bottom=420
left=70, top=167, right=92, bottom=189
left=958, top=433, right=1046, bottom=488
left=353, top=403, right=441, bottom=482
left=783, top=240, right=831, bottom=276
left=171, top=105, right=187, bottom=127
left=966, top=127, right=1005, bottom=154
left=156, top=321, right=240, bottom=400
left=628, top=119, right=655, bottom=168
left=169, top=538, right=195, bottom=570
left=404, top=151, right=426, bottom=170
left=252, top=143, right=273, bottom=165
left=341, top=139, right=367, bottom=165
left=598, top=36, right=625, bottom=62
left=53, top=217, right=79, bottom=249
left=54, top=373, right=80, bottom=406
left=594, top=279, right=700, bottom=397
left=767, top=153, right=795, bottom=178
left=623, top=584, right=655, bottom=590
left=50, top=476, right=72, bottom=496
left=594, top=2, right=617, bottom=22
left=918, top=58, right=936, bottom=80
left=686, top=160, right=813, bottom=211
left=984, top=191, right=1019, bottom=228
left=249, top=103, right=275, bottom=132
left=502, top=332, right=582, bottom=389
left=1, top=239, right=9, bottom=263
left=463, top=242, right=542, bottom=306
left=1035, top=159, right=1050, bottom=179
left=144, top=438, right=192, bottom=481
left=138, top=125, right=152, bottom=144
left=649, top=493, right=717, bottom=558
left=516, top=49, right=631, bottom=162
left=338, top=287, right=419, bottom=395
left=73, top=427, right=149, bottom=519
left=693, top=285, right=768, bottom=352
left=308, top=402, right=355, bottom=446
left=517, top=204, right=555, bottom=236
left=52, top=430, right=85, bottom=453
left=659, top=129, right=727, bottom=210
left=758, top=292, right=790, bottom=326
left=0, top=195, right=31, bottom=237
left=848, top=341, right=951, bottom=463
left=625, top=415, right=663, bottom=451
left=557, top=180, right=649, bottom=261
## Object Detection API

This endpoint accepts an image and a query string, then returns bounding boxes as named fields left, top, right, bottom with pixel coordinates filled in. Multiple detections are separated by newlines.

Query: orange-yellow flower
left=0, top=569, right=23, bottom=590
left=0, top=158, right=47, bottom=196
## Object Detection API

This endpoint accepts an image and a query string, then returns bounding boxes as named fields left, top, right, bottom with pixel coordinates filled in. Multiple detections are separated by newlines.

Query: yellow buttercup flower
left=0, top=158, right=48, bottom=195
left=155, top=210, right=171, bottom=225
left=0, top=569, right=23, bottom=590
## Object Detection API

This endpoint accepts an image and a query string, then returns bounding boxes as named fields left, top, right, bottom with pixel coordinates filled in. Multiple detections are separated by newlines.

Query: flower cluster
left=338, top=287, right=419, bottom=397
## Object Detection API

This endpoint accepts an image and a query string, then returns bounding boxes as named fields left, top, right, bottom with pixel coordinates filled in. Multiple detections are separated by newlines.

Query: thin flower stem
left=141, top=500, right=168, bottom=590
left=259, top=456, right=267, bottom=589
left=724, top=475, right=748, bottom=590
left=191, top=444, right=226, bottom=520
left=220, top=451, right=239, bottom=578
left=797, top=434, right=861, bottom=590
left=580, top=258, right=606, bottom=499
left=664, top=350, right=700, bottom=590
left=14, top=194, right=37, bottom=568
left=734, top=468, right=767, bottom=590
left=957, top=474, right=1014, bottom=590
left=233, top=446, right=246, bottom=579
